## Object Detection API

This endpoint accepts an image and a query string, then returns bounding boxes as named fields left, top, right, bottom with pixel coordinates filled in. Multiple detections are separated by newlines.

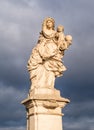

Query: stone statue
left=27, top=17, right=72, bottom=90
left=22, top=17, right=72, bottom=130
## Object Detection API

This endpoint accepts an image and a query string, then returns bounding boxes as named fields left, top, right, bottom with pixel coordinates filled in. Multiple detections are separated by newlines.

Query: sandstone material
left=22, top=88, right=70, bottom=130
left=22, top=17, right=72, bottom=130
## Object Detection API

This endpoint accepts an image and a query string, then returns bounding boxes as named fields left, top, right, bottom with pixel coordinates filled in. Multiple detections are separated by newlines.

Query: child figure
left=56, top=25, right=65, bottom=41
left=65, top=35, right=72, bottom=48
left=54, top=25, right=68, bottom=51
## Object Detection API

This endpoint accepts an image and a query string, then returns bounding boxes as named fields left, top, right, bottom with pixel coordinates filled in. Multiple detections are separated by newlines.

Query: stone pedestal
left=21, top=88, right=70, bottom=130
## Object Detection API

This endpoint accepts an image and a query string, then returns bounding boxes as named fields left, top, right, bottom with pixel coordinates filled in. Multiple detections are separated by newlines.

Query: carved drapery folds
left=27, top=17, right=72, bottom=90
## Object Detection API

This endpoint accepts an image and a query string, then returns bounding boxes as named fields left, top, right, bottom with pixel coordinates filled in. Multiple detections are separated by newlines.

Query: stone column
left=21, top=88, right=70, bottom=130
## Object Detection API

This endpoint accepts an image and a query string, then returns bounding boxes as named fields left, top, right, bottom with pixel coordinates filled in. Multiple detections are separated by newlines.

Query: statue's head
left=65, top=35, right=72, bottom=44
left=57, top=25, right=64, bottom=32
left=42, top=17, right=55, bottom=30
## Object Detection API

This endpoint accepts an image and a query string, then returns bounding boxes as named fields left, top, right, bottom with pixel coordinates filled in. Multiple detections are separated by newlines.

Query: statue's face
left=57, top=26, right=64, bottom=32
left=46, top=20, right=53, bottom=29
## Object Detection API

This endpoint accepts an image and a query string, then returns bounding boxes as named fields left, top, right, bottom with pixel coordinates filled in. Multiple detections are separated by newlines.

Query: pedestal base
left=21, top=88, right=70, bottom=130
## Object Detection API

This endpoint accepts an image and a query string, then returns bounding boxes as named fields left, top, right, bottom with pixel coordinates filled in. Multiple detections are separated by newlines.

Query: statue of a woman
left=27, top=17, right=72, bottom=90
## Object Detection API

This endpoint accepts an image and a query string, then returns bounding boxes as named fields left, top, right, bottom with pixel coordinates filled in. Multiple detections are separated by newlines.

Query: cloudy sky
left=0, top=0, right=94, bottom=130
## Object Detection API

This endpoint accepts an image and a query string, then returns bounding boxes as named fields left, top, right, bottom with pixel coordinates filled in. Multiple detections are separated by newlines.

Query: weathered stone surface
left=22, top=88, right=70, bottom=130
left=22, top=17, right=72, bottom=130
left=27, top=17, right=72, bottom=90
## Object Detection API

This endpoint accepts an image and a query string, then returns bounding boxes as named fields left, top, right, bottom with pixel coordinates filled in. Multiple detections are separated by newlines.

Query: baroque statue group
left=22, top=17, right=72, bottom=130
left=27, top=17, right=72, bottom=90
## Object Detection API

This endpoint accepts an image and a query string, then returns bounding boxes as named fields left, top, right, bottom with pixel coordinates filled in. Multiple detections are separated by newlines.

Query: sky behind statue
left=0, top=0, right=94, bottom=130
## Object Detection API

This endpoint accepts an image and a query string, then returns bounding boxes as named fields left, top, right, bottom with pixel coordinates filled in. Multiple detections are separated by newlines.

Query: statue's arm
left=38, top=42, right=58, bottom=61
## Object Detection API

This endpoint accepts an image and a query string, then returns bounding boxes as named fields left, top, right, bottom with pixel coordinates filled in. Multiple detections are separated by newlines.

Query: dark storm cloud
left=0, top=0, right=37, bottom=87
left=0, top=85, right=27, bottom=128
left=0, top=127, right=25, bottom=130
left=63, top=101, right=94, bottom=130
left=63, top=117, right=94, bottom=130
left=0, top=31, right=29, bottom=87
left=0, top=0, right=94, bottom=130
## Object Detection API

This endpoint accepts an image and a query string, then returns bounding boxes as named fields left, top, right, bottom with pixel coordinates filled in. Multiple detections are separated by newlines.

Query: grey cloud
left=0, top=0, right=94, bottom=129
left=0, top=127, right=25, bottom=130
left=63, top=101, right=94, bottom=130
left=63, top=117, right=94, bottom=130
left=64, top=101, right=94, bottom=119
left=0, top=11, right=34, bottom=87
left=0, top=86, right=27, bottom=127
